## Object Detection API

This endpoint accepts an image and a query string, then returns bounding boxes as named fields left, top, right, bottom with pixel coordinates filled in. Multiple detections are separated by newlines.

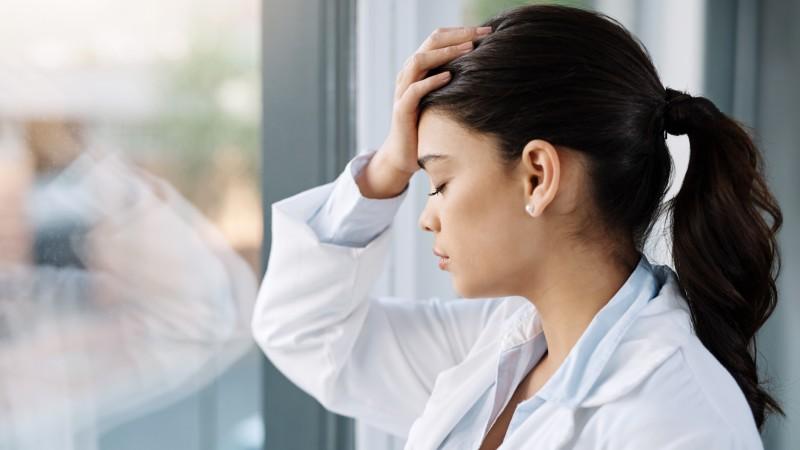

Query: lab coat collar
left=498, top=252, right=680, bottom=409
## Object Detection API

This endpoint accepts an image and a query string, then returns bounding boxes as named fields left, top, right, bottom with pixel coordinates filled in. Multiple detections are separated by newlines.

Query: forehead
left=417, top=111, right=498, bottom=170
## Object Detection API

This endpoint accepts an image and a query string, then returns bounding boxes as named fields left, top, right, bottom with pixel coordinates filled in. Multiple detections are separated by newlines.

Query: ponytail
left=663, top=87, right=784, bottom=429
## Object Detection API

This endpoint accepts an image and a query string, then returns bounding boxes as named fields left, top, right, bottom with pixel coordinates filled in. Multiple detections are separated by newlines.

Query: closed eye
left=427, top=182, right=446, bottom=196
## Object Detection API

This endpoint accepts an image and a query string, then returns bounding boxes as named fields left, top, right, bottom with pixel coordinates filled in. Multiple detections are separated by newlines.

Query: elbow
left=250, top=282, right=284, bottom=355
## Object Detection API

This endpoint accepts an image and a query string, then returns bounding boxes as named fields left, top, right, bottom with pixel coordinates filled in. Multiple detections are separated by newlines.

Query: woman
left=252, top=4, right=783, bottom=449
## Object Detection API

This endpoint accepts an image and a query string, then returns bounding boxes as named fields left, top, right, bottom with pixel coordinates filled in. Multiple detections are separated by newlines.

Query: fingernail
left=457, top=41, right=473, bottom=52
left=477, top=26, right=492, bottom=35
left=440, top=71, right=452, bottom=80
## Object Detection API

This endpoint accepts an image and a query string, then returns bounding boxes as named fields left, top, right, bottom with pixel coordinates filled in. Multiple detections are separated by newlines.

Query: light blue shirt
left=441, top=261, right=656, bottom=449
left=305, top=149, right=662, bottom=448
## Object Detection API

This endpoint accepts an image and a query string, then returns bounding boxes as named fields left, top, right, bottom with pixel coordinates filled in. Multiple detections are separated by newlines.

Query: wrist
left=355, top=150, right=412, bottom=199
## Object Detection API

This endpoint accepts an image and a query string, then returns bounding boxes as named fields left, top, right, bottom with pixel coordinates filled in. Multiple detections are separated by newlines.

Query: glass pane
left=0, top=1, right=262, bottom=449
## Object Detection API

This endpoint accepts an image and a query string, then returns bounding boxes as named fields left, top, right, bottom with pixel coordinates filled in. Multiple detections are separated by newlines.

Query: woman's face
left=417, top=110, right=584, bottom=299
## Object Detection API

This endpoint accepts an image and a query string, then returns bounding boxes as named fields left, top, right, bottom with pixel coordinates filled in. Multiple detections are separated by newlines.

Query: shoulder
left=588, top=347, right=761, bottom=448
left=582, top=346, right=766, bottom=449
left=579, top=266, right=762, bottom=448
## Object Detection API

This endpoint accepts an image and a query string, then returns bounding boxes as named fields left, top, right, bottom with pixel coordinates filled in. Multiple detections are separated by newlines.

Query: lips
left=435, top=249, right=450, bottom=270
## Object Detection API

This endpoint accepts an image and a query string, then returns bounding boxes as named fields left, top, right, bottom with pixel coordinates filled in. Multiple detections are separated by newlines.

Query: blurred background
left=0, top=0, right=262, bottom=449
left=1, top=0, right=797, bottom=449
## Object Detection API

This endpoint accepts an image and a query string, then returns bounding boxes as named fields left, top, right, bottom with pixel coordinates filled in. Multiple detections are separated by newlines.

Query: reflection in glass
left=0, top=0, right=261, bottom=448
left=0, top=144, right=256, bottom=448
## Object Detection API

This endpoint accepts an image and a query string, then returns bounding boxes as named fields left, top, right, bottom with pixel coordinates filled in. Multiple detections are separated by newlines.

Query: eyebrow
left=417, top=154, right=450, bottom=170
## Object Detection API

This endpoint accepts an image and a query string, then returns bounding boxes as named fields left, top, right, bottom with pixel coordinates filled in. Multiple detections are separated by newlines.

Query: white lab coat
left=252, top=177, right=764, bottom=449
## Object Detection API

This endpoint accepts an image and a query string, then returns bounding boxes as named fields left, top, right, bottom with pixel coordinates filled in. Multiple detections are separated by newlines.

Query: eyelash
left=428, top=182, right=447, bottom=196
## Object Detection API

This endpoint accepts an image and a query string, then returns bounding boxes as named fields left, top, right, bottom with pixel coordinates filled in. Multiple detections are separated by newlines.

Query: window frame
left=260, top=0, right=358, bottom=449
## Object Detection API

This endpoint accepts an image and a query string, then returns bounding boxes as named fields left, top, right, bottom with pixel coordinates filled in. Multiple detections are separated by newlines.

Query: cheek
left=444, top=188, right=527, bottom=291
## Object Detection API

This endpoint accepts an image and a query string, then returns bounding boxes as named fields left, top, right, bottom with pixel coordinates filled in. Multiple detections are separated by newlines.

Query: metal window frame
left=260, top=0, right=357, bottom=448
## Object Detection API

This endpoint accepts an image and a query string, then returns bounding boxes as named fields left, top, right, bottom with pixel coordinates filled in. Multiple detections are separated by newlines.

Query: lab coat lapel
left=404, top=302, right=540, bottom=450
left=501, top=264, right=687, bottom=449
left=404, top=340, right=501, bottom=450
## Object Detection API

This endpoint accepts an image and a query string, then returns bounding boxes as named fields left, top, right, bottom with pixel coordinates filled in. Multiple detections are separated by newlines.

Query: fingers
left=392, top=26, right=493, bottom=117
left=413, top=41, right=474, bottom=73
left=395, top=41, right=473, bottom=96
left=394, top=71, right=452, bottom=120
left=418, top=26, right=492, bottom=52
left=395, top=26, right=491, bottom=94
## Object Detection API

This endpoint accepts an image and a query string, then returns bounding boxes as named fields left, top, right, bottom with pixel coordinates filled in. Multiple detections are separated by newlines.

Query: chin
left=453, top=275, right=512, bottom=299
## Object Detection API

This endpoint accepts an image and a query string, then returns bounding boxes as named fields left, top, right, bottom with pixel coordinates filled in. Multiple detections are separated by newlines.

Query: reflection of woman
left=0, top=151, right=256, bottom=449
left=252, top=5, right=782, bottom=449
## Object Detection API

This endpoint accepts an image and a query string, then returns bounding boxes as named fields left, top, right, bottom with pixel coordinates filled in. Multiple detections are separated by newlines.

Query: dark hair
left=419, top=4, right=783, bottom=429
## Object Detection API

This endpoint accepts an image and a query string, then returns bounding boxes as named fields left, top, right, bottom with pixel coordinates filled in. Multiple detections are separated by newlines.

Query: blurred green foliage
left=141, top=27, right=259, bottom=211
left=465, top=0, right=592, bottom=24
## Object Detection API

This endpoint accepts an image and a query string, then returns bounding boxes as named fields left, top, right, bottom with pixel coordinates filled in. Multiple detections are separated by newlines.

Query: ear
left=520, top=139, right=560, bottom=218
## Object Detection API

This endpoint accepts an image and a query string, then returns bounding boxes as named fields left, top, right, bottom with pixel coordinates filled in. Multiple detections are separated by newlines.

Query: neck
left=524, top=247, right=640, bottom=366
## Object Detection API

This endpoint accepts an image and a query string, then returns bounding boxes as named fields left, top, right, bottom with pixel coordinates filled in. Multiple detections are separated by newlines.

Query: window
left=0, top=1, right=262, bottom=448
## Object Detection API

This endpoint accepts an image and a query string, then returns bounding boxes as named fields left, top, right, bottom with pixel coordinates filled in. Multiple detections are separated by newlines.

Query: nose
left=418, top=200, right=440, bottom=233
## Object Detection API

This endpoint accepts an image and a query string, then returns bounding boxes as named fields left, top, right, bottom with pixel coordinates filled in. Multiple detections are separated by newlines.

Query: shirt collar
left=500, top=252, right=662, bottom=407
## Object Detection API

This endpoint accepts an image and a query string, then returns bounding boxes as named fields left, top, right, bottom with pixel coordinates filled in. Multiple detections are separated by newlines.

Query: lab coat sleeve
left=306, top=149, right=408, bottom=248
left=252, top=150, right=504, bottom=438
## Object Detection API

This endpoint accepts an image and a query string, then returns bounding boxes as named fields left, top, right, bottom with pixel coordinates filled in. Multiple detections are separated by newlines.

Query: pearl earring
left=525, top=203, right=535, bottom=216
